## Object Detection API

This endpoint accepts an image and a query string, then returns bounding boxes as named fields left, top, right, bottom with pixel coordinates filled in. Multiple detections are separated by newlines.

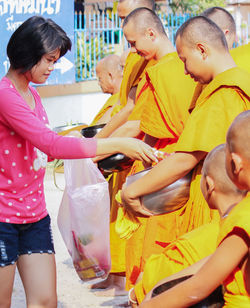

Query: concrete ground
left=11, top=166, right=128, bottom=308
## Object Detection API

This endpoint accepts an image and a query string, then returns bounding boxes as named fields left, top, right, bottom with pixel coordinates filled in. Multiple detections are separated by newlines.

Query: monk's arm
left=95, top=87, right=137, bottom=138
left=121, top=151, right=205, bottom=216
left=109, top=120, right=141, bottom=138
left=144, top=256, right=211, bottom=301
left=140, top=233, right=249, bottom=308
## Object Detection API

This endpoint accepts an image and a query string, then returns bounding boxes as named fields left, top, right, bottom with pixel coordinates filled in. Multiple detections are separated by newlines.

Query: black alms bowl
left=152, top=275, right=224, bottom=308
left=80, top=124, right=106, bottom=138
left=98, top=153, right=134, bottom=173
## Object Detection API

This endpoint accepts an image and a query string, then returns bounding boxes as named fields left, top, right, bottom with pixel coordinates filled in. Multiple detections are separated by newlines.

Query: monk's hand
left=121, top=186, right=153, bottom=217
left=117, top=138, right=157, bottom=165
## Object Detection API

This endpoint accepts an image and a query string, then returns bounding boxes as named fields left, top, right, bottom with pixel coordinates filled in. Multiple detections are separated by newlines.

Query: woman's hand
left=96, top=137, right=158, bottom=166
left=116, top=138, right=157, bottom=165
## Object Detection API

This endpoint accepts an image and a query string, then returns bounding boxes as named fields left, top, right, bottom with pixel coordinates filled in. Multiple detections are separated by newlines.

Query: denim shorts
left=0, top=215, right=55, bottom=267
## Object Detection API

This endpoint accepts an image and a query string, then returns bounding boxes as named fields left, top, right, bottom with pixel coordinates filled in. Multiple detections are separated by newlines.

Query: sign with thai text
left=0, top=0, right=75, bottom=85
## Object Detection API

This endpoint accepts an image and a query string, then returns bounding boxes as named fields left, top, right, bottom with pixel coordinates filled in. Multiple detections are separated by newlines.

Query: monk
left=96, top=0, right=156, bottom=139
left=202, top=6, right=250, bottom=74
left=121, top=14, right=250, bottom=294
left=90, top=0, right=156, bottom=296
left=139, top=143, right=250, bottom=308
left=113, top=8, right=197, bottom=290
left=202, top=6, right=236, bottom=49
left=91, top=55, right=123, bottom=126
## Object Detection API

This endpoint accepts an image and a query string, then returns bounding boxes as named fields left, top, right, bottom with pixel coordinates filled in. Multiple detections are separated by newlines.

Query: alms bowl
left=98, top=153, right=134, bottom=173
left=80, top=124, right=106, bottom=138
left=126, top=167, right=192, bottom=215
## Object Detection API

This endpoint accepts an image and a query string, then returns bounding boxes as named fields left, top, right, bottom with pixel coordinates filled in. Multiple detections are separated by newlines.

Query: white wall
left=41, top=92, right=110, bottom=129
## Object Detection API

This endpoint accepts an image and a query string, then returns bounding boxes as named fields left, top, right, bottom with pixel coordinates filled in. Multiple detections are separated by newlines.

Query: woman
left=0, top=16, right=156, bottom=308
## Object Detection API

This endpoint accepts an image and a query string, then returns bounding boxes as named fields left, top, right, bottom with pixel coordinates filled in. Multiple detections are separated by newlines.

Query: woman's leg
left=0, top=263, right=16, bottom=308
left=17, top=253, right=57, bottom=308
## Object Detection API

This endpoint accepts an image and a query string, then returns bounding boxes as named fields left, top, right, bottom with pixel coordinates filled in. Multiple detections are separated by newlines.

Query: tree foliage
left=168, top=0, right=226, bottom=14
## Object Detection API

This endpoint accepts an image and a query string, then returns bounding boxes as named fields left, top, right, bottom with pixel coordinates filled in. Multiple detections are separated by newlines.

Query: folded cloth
left=115, top=190, right=141, bottom=240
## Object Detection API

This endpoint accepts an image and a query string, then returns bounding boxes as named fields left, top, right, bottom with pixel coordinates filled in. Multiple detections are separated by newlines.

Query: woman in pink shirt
left=0, top=16, right=156, bottom=308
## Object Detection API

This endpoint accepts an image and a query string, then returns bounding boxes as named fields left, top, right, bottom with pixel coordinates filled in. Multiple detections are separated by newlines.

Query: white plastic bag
left=57, top=158, right=111, bottom=281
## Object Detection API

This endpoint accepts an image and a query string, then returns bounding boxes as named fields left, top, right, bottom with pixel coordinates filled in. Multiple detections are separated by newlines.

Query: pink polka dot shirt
left=0, top=77, right=97, bottom=224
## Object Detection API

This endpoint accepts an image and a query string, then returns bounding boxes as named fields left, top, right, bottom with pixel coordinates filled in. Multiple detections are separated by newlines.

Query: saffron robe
left=124, top=52, right=198, bottom=289
left=126, top=67, right=250, bottom=289
left=109, top=55, right=155, bottom=273
left=218, top=194, right=250, bottom=307
left=90, top=93, right=119, bottom=126
left=231, top=43, right=250, bottom=74
left=134, top=222, right=219, bottom=303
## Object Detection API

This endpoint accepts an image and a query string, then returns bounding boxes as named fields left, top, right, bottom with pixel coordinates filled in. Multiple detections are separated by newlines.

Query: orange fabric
left=119, top=52, right=148, bottom=108
left=90, top=93, right=119, bottom=125
left=119, top=52, right=156, bottom=108
left=125, top=53, right=198, bottom=289
left=109, top=169, right=131, bottom=273
left=109, top=55, right=155, bottom=273
left=140, top=52, right=196, bottom=139
left=231, top=43, right=250, bottom=74
left=126, top=67, right=250, bottom=289
left=134, top=222, right=219, bottom=303
left=217, top=194, right=250, bottom=307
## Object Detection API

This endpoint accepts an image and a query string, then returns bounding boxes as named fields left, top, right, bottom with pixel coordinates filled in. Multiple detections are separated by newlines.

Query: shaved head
left=123, top=8, right=166, bottom=36
left=175, top=16, right=228, bottom=51
left=118, top=0, right=155, bottom=24
left=227, top=110, right=250, bottom=160
left=96, top=54, right=121, bottom=72
left=203, top=144, right=243, bottom=196
left=118, top=0, right=155, bottom=10
left=202, top=7, right=236, bottom=48
left=96, top=54, right=123, bottom=94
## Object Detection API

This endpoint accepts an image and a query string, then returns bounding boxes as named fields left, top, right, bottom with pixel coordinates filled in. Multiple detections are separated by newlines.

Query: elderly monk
left=139, top=144, right=249, bottom=308
left=122, top=15, right=250, bottom=298
left=90, top=0, right=156, bottom=296
left=91, top=55, right=123, bottom=126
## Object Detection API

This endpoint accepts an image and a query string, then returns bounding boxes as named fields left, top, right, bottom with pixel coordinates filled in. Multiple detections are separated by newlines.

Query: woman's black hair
left=7, top=15, right=72, bottom=73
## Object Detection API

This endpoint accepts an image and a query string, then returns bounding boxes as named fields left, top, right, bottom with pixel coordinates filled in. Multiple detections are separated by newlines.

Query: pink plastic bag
left=57, top=158, right=111, bottom=281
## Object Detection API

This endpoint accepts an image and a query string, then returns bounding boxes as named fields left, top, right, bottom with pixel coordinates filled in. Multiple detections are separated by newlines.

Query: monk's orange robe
left=126, top=67, right=250, bottom=289
left=231, top=43, right=250, bottom=74
left=125, top=52, right=197, bottom=289
left=90, top=93, right=119, bottom=126
left=134, top=222, right=219, bottom=303
left=119, top=52, right=149, bottom=108
left=218, top=193, right=250, bottom=307
left=109, top=54, right=155, bottom=273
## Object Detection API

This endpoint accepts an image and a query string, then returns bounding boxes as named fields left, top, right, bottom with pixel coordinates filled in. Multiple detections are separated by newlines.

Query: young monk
left=96, top=0, right=156, bottom=139
left=120, top=6, right=238, bottom=290
left=202, top=6, right=236, bottom=49
left=139, top=143, right=250, bottom=308
left=91, top=55, right=123, bottom=126
left=90, top=0, right=156, bottom=295
left=113, top=8, right=197, bottom=290
left=201, top=6, right=250, bottom=74
left=121, top=14, right=250, bottom=292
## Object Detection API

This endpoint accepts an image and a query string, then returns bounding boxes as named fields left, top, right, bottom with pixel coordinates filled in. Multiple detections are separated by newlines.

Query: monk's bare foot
left=88, top=273, right=126, bottom=291
left=88, top=274, right=113, bottom=290
left=94, top=286, right=128, bottom=297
